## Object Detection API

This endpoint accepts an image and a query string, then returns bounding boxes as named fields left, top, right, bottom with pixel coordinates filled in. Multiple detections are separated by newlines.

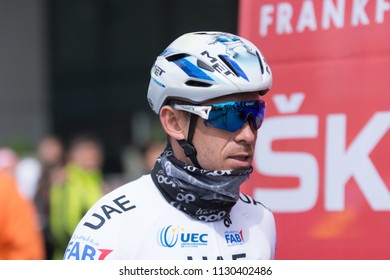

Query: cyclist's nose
left=234, top=118, right=257, bottom=144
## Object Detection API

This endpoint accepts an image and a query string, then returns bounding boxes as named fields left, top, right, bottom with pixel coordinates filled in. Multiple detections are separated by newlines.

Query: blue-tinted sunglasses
left=172, top=100, right=266, bottom=132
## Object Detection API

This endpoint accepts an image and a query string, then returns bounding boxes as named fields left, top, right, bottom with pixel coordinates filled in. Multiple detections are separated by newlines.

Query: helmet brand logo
left=201, top=50, right=234, bottom=77
left=153, top=64, right=166, bottom=76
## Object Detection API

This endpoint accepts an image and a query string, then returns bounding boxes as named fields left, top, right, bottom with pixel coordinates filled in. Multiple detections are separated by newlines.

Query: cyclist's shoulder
left=233, top=193, right=276, bottom=237
left=237, top=193, right=272, bottom=212
left=68, top=175, right=161, bottom=239
left=99, top=174, right=155, bottom=201
left=80, top=174, right=158, bottom=223
left=234, top=193, right=274, bottom=222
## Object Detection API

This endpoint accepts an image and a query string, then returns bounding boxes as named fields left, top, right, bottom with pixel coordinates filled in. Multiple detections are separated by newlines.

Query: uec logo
left=158, top=225, right=208, bottom=248
left=159, top=225, right=179, bottom=248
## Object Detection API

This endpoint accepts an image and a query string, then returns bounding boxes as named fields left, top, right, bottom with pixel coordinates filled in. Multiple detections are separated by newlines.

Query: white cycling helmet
left=147, top=31, right=272, bottom=114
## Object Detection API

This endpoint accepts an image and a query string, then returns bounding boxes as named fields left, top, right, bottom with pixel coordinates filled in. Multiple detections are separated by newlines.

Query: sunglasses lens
left=204, top=100, right=265, bottom=132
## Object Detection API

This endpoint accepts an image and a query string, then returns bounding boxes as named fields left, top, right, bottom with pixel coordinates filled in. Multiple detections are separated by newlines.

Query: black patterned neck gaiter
left=151, top=146, right=252, bottom=222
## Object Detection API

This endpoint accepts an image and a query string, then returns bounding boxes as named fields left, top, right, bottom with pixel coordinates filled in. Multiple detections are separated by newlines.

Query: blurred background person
left=49, top=133, right=104, bottom=259
left=15, top=135, right=64, bottom=201
left=32, top=135, right=65, bottom=259
left=15, top=155, right=41, bottom=201
left=0, top=147, right=45, bottom=259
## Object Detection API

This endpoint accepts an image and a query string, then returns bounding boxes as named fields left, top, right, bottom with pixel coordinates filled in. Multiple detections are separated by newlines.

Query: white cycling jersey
left=64, top=174, right=276, bottom=260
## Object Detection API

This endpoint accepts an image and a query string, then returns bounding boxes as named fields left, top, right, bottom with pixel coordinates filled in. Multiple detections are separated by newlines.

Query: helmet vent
left=218, top=54, right=249, bottom=81
left=166, top=53, right=189, bottom=62
left=218, top=55, right=240, bottom=77
left=185, top=80, right=212, bottom=87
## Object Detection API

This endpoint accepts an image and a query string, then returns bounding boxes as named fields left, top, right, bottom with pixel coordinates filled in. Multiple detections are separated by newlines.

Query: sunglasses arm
left=172, top=104, right=212, bottom=120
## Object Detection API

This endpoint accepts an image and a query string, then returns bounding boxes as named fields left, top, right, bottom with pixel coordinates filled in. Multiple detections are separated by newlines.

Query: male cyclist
left=64, top=31, right=276, bottom=260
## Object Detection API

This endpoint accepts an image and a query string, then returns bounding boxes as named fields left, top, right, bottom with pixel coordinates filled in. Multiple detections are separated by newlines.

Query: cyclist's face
left=191, top=92, right=260, bottom=171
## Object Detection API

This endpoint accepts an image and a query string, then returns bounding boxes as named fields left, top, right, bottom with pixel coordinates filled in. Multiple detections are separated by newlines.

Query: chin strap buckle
left=177, top=139, right=196, bottom=157
left=176, top=139, right=202, bottom=169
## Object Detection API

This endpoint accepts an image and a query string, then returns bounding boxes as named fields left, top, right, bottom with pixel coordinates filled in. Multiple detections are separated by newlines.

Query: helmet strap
left=176, top=113, right=202, bottom=169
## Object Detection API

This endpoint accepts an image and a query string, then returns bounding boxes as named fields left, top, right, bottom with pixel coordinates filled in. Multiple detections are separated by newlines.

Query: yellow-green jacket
left=50, top=163, right=103, bottom=259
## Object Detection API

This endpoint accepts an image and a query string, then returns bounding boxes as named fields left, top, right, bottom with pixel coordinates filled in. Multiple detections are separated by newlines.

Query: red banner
left=239, top=0, right=390, bottom=259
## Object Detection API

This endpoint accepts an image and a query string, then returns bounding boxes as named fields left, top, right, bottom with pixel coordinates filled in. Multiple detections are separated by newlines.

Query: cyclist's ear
left=159, top=105, right=190, bottom=141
